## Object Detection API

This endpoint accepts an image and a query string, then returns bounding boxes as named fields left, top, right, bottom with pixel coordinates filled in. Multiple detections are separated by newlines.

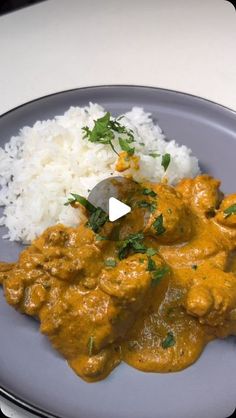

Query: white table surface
left=0, top=0, right=236, bottom=417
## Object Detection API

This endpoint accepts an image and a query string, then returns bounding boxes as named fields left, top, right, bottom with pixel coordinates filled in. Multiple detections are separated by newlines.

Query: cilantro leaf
left=146, top=248, right=157, bottom=256
left=152, top=214, right=166, bottom=235
left=87, top=207, right=109, bottom=233
left=161, top=153, right=171, bottom=172
left=147, top=257, right=156, bottom=271
left=151, top=265, right=170, bottom=286
left=82, top=112, right=135, bottom=156
left=149, top=152, right=160, bottom=158
left=224, top=204, right=236, bottom=218
left=105, top=258, right=117, bottom=267
left=88, top=336, right=94, bottom=356
left=109, top=118, right=134, bottom=140
left=136, top=200, right=150, bottom=208
left=191, top=264, right=198, bottom=270
left=142, top=187, right=157, bottom=197
left=136, top=200, right=157, bottom=213
left=119, top=138, right=135, bottom=155
left=96, top=235, right=108, bottom=241
left=65, top=193, right=96, bottom=213
left=118, top=233, right=146, bottom=259
left=161, top=331, right=175, bottom=349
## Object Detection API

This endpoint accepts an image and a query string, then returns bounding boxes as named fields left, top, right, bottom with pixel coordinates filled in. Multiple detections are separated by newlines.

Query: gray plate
left=1, top=86, right=236, bottom=418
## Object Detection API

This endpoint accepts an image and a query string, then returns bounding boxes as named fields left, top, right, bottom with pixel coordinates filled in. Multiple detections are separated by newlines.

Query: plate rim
left=1, top=84, right=236, bottom=418
left=1, top=84, right=236, bottom=119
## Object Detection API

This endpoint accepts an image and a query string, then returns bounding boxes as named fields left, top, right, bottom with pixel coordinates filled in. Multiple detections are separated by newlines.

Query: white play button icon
left=109, top=197, right=131, bottom=222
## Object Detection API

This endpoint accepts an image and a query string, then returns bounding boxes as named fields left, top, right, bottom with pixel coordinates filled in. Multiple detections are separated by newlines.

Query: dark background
left=0, top=0, right=46, bottom=15
left=0, top=0, right=235, bottom=16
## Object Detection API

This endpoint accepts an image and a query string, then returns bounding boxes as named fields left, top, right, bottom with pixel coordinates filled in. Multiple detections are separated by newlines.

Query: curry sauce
left=1, top=174, right=236, bottom=382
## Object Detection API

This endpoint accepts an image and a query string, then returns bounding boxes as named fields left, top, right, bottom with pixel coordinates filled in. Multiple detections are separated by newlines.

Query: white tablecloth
left=0, top=0, right=236, bottom=416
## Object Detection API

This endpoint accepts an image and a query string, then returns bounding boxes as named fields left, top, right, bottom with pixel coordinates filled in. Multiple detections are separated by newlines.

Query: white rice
left=0, top=103, right=200, bottom=243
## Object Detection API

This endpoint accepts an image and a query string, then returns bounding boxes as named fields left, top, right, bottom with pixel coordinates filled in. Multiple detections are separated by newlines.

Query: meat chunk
left=144, top=183, right=192, bottom=244
left=185, top=265, right=236, bottom=329
left=176, top=174, right=223, bottom=217
left=2, top=222, right=162, bottom=381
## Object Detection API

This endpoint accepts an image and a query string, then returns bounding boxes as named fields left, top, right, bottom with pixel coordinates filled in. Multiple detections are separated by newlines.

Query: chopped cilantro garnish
left=142, top=187, right=157, bottom=197
left=136, top=200, right=151, bottom=209
left=161, top=331, right=175, bottom=349
left=149, top=152, right=160, bottom=158
left=65, top=193, right=95, bottom=213
left=152, top=214, right=166, bottom=235
left=65, top=193, right=108, bottom=233
left=224, top=204, right=236, bottom=218
left=191, top=264, right=198, bottom=270
left=105, top=258, right=117, bottom=267
left=96, top=235, right=108, bottom=241
left=151, top=265, right=170, bottom=286
left=119, top=138, right=135, bottom=155
left=136, top=200, right=157, bottom=213
left=82, top=112, right=135, bottom=156
left=88, top=336, right=94, bottom=356
left=146, top=248, right=157, bottom=256
left=118, top=233, right=146, bottom=259
left=87, top=207, right=109, bottom=233
left=161, top=153, right=171, bottom=172
left=147, top=257, right=156, bottom=272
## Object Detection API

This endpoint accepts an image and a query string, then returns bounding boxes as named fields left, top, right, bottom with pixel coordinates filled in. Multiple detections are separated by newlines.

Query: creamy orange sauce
left=1, top=174, right=236, bottom=382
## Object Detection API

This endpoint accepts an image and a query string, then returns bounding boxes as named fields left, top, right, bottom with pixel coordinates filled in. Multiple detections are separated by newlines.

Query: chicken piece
left=185, top=265, right=236, bottom=330
left=215, top=194, right=236, bottom=229
left=176, top=174, right=223, bottom=217
left=2, top=221, right=164, bottom=381
left=144, top=183, right=192, bottom=244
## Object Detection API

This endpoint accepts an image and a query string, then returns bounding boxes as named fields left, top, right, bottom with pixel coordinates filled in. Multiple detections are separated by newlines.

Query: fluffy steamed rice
left=0, top=103, right=200, bottom=243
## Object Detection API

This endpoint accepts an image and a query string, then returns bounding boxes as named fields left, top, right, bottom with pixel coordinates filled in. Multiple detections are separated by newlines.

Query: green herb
left=139, top=258, right=145, bottom=263
left=224, top=204, right=236, bottom=218
left=127, top=340, right=139, bottom=351
left=42, top=282, right=51, bottom=290
left=88, top=336, right=94, bottom=356
left=161, top=153, right=171, bottom=172
left=149, top=152, right=160, bottom=158
left=136, top=200, right=157, bottom=213
left=150, top=202, right=157, bottom=213
left=118, top=233, right=146, bottom=259
left=167, top=208, right=172, bottom=214
left=161, top=331, right=175, bottom=349
left=87, top=207, right=109, bottom=233
left=119, top=138, right=135, bottom=156
left=167, top=307, right=175, bottom=317
left=191, top=264, right=198, bottom=270
left=139, top=142, right=145, bottom=146
left=105, top=258, right=117, bottom=267
left=82, top=112, right=134, bottom=156
left=152, top=214, right=166, bottom=235
left=65, top=193, right=95, bottom=213
left=151, top=265, right=170, bottom=286
left=147, top=257, right=156, bottom=271
left=96, top=235, right=108, bottom=241
left=142, top=187, right=157, bottom=197
left=146, top=248, right=157, bottom=256
left=136, top=200, right=151, bottom=209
